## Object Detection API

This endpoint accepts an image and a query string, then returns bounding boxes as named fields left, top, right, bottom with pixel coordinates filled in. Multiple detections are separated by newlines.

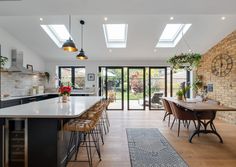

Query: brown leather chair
left=162, top=99, right=172, bottom=127
left=168, top=101, right=197, bottom=137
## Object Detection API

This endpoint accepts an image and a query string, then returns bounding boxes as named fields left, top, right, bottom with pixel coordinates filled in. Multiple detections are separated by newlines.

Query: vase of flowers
left=59, top=85, right=72, bottom=103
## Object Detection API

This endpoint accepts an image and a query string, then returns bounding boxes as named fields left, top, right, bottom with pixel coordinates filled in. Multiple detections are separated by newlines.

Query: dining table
left=163, top=97, right=236, bottom=143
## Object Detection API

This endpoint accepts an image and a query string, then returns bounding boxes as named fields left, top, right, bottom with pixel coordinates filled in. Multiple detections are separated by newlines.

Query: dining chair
left=162, top=99, right=172, bottom=127
left=168, top=101, right=197, bottom=137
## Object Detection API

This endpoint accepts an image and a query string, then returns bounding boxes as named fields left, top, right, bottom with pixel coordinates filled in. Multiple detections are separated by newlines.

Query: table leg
left=189, top=111, right=223, bottom=143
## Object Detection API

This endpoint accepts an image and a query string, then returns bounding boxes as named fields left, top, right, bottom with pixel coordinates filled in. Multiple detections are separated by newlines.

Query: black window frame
left=58, top=66, right=86, bottom=89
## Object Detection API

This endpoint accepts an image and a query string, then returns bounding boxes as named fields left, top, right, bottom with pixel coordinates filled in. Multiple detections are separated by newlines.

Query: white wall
left=0, top=27, right=45, bottom=71
left=45, top=60, right=168, bottom=89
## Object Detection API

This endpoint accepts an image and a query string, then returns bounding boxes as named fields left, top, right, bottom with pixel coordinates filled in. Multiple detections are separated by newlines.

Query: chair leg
left=170, top=118, right=176, bottom=130
left=163, top=112, right=168, bottom=121
left=178, top=120, right=181, bottom=137
left=168, top=114, right=171, bottom=127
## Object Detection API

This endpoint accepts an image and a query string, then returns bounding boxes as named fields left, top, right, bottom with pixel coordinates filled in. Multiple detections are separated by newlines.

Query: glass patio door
left=105, top=67, right=124, bottom=110
left=127, top=67, right=145, bottom=110
left=149, top=67, right=167, bottom=110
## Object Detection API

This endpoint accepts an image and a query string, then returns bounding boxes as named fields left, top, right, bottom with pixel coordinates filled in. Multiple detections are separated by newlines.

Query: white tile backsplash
left=1, top=72, right=46, bottom=96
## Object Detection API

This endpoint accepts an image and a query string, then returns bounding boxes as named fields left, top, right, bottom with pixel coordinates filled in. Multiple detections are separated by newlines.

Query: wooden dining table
left=163, top=97, right=236, bottom=143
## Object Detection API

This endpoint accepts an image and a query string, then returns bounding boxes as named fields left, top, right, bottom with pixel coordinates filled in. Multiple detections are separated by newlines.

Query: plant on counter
left=58, top=85, right=72, bottom=96
left=58, top=85, right=72, bottom=103
left=167, top=53, right=201, bottom=71
left=0, top=56, right=8, bottom=69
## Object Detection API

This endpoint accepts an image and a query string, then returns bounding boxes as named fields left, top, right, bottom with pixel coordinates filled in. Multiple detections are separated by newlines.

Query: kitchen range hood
left=8, top=49, right=33, bottom=74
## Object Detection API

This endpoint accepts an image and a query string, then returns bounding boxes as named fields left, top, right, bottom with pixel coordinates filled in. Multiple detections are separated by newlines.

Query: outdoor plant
left=167, top=53, right=201, bottom=71
left=192, top=75, right=203, bottom=93
left=0, top=56, right=8, bottom=68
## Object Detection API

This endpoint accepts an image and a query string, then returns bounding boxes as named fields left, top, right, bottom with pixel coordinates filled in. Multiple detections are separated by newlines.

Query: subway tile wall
left=0, top=72, right=46, bottom=96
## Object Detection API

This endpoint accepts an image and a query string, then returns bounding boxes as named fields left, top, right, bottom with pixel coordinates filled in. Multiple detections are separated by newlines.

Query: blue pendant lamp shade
left=76, top=20, right=88, bottom=60
left=62, top=15, right=78, bottom=52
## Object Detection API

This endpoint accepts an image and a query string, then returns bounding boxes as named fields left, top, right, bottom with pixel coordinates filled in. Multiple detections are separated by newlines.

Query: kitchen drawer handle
left=29, top=98, right=36, bottom=101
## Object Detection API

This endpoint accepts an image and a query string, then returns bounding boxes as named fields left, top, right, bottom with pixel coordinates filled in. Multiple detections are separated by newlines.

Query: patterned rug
left=126, top=128, right=188, bottom=167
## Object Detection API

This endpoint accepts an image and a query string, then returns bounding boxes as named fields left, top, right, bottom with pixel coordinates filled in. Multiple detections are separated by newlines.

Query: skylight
left=103, top=24, right=128, bottom=48
left=41, top=24, right=72, bottom=48
left=156, top=24, right=192, bottom=48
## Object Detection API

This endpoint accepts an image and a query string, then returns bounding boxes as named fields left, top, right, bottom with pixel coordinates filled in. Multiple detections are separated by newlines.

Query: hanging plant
left=167, top=53, right=201, bottom=71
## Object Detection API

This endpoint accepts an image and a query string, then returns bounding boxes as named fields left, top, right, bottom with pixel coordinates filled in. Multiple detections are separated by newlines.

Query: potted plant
left=58, top=85, right=72, bottom=103
left=167, top=53, right=201, bottom=71
left=176, top=90, right=184, bottom=100
left=0, top=56, right=8, bottom=70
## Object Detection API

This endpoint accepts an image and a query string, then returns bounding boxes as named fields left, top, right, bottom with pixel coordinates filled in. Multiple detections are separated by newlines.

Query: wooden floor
left=68, top=110, right=236, bottom=167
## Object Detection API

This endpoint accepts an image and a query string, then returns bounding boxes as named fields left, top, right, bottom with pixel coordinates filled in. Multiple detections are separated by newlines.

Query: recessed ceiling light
left=170, top=17, right=174, bottom=20
left=221, top=16, right=226, bottom=20
left=104, top=17, right=108, bottom=21
left=40, top=18, right=43, bottom=21
left=188, top=49, right=192, bottom=52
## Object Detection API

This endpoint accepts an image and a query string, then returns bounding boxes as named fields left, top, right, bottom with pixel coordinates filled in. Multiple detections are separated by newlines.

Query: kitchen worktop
left=0, top=91, right=96, bottom=101
left=0, top=96, right=101, bottom=118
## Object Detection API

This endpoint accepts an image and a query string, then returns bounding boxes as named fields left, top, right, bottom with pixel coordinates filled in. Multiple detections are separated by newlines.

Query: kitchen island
left=0, top=96, right=101, bottom=167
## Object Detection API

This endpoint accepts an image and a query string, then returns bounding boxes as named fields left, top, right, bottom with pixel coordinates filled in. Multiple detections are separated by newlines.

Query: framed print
left=26, top=64, right=33, bottom=71
left=87, top=73, right=95, bottom=81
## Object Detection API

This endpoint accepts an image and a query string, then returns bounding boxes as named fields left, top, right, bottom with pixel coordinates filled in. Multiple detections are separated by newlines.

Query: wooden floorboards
left=67, top=110, right=236, bottom=167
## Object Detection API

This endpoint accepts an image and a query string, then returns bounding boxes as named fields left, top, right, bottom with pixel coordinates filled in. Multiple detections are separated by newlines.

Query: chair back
left=162, top=99, right=172, bottom=114
left=168, top=101, right=195, bottom=120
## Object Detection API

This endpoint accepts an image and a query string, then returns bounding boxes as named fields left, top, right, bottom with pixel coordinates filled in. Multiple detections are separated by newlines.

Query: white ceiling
left=0, top=1, right=236, bottom=62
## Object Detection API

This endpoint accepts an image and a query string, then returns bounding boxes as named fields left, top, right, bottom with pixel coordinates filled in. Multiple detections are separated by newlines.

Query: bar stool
left=64, top=105, right=104, bottom=167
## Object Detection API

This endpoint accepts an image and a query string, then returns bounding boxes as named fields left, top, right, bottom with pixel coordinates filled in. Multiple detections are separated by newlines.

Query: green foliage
left=167, top=53, right=201, bottom=71
left=0, top=56, right=8, bottom=67
left=176, top=90, right=183, bottom=97
left=192, top=75, right=203, bottom=93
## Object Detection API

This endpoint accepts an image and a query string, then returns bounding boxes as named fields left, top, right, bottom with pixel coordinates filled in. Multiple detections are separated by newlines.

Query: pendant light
left=62, top=15, right=78, bottom=52
left=76, top=20, right=88, bottom=60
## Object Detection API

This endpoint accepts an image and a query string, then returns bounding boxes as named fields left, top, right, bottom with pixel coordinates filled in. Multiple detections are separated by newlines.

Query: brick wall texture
left=197, top=30, right=236, bottom=124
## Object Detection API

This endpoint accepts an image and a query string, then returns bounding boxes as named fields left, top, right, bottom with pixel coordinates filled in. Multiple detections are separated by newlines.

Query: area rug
left=126, top=128, right=188, bottom=167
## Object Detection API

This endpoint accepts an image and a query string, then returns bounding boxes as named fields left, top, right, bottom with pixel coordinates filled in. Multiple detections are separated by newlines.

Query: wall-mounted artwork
left=87, top=73, right=95, bottom=81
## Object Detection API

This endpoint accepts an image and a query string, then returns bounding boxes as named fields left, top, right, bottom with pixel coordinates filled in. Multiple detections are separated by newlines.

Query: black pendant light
left=76, top=20, right=88, bottom=60
left=62, top=15, right=78, bottom=52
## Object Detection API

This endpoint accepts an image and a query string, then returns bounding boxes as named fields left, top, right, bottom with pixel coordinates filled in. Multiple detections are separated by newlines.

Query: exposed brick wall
left=197, top=30, right=236, bottom=124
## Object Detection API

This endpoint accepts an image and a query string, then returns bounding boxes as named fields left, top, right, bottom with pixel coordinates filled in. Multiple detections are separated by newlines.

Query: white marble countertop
left=0, top=96, right=101, bottom=118
left=0, top=91, right=96, bottom=101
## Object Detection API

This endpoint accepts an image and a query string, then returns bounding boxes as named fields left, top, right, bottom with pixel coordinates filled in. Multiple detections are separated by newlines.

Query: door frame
left=127, top=67, right=146, bottom=110
left=149, top=67, right=167, bottom=110
left=100, top=67, right=124, bottom=110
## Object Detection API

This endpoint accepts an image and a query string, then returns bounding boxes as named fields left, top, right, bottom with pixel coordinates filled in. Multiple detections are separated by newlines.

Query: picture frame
left=87, top=73, right=95, bottom=81
left=26, top=64, right=33, bottom=71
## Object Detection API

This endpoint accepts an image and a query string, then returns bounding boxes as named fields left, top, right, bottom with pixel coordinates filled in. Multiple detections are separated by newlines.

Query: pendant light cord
left=81, top=21, right=84, bottom=49
left=69, top=15, right=71, bottom=34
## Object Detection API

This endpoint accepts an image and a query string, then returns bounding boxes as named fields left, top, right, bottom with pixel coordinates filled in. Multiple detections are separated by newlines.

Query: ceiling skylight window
left=156, top=24, right=192, bottom=48
left=41, top=24, right=72, bottom=48
left=103, top=24, right=128, bottom=48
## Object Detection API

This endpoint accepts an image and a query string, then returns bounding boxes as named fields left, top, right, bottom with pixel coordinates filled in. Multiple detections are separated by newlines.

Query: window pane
left=60, top=68, right=72, bottom=86
left=172, top=69, right=187, bottom=97
left=74, top=68, right=85, bottom=89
